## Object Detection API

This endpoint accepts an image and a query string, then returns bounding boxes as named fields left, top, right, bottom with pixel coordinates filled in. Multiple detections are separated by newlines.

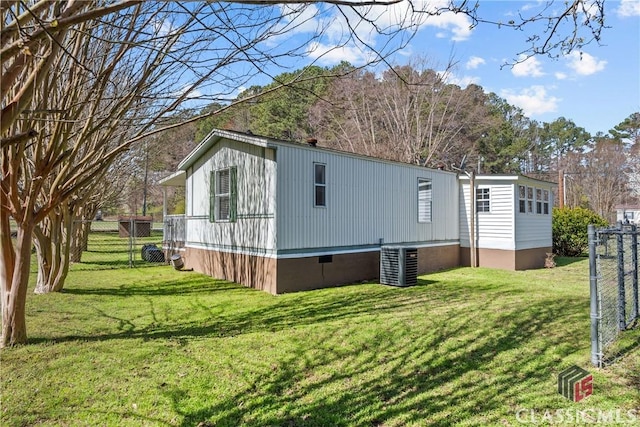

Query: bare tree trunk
left=70, top=204, right=97, bottom=263
left=34, top=208, right=73, bottom=294
left=1, top=221, right=33, bottom=347
left=70, top=220, right=89, bottom=263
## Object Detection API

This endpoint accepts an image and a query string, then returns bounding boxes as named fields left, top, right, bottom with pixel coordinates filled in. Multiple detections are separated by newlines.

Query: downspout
left=469, top=171, right=476, bottom=268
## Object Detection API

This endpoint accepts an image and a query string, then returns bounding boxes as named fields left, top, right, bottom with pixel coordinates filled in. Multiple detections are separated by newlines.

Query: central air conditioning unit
left=380, top=246, right=418, bottom=287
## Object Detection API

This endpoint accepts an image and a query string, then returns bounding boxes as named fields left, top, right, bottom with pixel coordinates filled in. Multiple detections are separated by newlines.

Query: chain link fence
left=70, top=217, right=167, bottom=270
left=589, top=223, right=639, bottom=367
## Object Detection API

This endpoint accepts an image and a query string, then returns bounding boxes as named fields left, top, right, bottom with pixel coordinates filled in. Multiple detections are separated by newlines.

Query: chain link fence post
left=632, top=225, right=639, bottom=321
left=128, top=217, right=134, bottom=268
left=589, top=224, right=601, bottom=367
left=616, top=221, right=627, bottom=331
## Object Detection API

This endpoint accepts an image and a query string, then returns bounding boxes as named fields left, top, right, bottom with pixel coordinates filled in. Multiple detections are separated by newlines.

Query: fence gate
left=589, top=223, right=639, bottom=367
left=71, top=218, right=166, bottom=269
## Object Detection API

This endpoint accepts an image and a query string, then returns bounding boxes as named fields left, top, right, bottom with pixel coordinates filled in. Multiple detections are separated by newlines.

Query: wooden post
left=469, top=171, right=476, bottom=268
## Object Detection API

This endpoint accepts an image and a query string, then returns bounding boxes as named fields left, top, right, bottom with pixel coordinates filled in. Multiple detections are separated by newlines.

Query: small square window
left=477, top=188, right=490, bottom=213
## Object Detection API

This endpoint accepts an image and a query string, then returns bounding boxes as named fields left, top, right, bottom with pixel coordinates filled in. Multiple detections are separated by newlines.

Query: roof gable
left=178, top=129, right=274, bottom=171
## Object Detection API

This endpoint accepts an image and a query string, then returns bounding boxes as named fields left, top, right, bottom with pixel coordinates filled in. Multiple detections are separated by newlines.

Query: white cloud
left=500, top=86, right=559, bottom=116
left=269, top=1, right=474, bottom=66
left=520, top=2, right=544, bottom=12
left=153, top=19, right=173, bottom=37
left=617, top=0, right=640, bottom=17
left=566, top=51, right=607, bottom=75
left=306, top=41, right=372, bottom=65
left=267, top=4, right=323, bottom=47
left=357, top=0, right=473, bottom=41
left=236, top=86, right=247, bottom=98
left=438, top=70, right=479, bottom=87
left=555, top=72, right=568, bottom=80
left=511, top=54, right=545, bottom=77
left=172, top=84, right=203, bottom=101
left=466, top=56, right=485, bottom=70
left=427, top=13, right=473, bottom=41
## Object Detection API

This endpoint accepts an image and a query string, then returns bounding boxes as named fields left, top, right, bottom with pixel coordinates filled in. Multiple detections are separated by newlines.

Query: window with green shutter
left=210, top=167, right=237, bottom=222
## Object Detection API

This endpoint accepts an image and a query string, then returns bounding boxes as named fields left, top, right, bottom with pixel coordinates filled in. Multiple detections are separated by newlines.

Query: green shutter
left=209, top=171, right=216, bottom=222
left=229, top=166, right=237, bottom=223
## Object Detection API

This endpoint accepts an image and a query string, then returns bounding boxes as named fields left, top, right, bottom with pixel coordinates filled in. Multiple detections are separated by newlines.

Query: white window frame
left=536, top=188, right=543, bottom=214
left=417, top=178, right=432, bottom=223
left=518, top=185, right=526, bottom=214
left=526, top=186, right=534, bottom=214
left=543, top=189, right=550, bottom=215
left=314, top=163, right=326, bottom=207
left=476, top=187, right=490, bottom=213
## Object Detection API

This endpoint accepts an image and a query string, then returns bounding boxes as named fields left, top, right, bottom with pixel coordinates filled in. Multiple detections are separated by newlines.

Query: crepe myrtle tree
left=0, top=0, right=609, bottom=346
left=0, top=0, right=417, bottom=347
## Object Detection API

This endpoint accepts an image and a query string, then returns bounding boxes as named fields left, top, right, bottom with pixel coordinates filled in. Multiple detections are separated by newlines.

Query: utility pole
left=558, top=169, right=564, bottom=209
left=142, top=140, right=149, bottom=216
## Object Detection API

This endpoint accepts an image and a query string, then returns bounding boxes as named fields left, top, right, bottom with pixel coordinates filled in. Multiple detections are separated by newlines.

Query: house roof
left=177, top=129, right=273, bottom=171
left=615, top=205, right=640, bottom=210
left=176, top=128, right=458, bottom=176
left=159, top=170, right=186, bottom=187
left=175, top=128, right=557, bottom=187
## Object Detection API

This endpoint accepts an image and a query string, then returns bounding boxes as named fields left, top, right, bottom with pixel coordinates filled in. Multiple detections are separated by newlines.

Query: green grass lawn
left=1, top=258, right=639, bottom=426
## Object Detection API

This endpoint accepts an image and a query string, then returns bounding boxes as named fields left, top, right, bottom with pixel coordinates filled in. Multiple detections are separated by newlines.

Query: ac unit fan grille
left=380, top=247, right=418, bottom=287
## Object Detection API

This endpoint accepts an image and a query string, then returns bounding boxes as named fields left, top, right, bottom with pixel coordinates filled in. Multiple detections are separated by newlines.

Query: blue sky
left=289, top=0, right=640, bottom=136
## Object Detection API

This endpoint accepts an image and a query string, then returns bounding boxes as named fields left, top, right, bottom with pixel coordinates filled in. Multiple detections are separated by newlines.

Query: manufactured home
left=161, top=129, right=555, bottom=293
left=616, top=205, right=640, bottom=225
left=459, top=175, right=555, bottom=270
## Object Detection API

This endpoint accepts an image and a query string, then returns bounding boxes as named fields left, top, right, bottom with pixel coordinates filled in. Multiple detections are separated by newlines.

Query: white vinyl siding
left=276, top=145, right=458, bottom=251
left=186, top=139, right=276, bottom=252
left=417, top=178, right=432, bottom=222
left=461, top=177, right=554, bottom=251
left=460, top=180, right=514, bottom=249
left=514, top=178, right=554, bottom=250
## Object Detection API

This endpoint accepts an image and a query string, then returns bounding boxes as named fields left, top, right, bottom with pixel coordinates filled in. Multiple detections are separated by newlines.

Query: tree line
left=189, top=62, right=639, bottom=219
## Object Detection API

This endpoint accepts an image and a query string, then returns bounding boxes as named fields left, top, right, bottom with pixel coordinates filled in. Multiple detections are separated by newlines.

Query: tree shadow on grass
left=21, top=271, right=602, bottom=426
left=162, top=295, right=587, bottom=427
left=30, top=274, right=529, bottom=346
left=31, top=287, right=424, bottom=345
left=61, top=276, right=241, bottom=297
